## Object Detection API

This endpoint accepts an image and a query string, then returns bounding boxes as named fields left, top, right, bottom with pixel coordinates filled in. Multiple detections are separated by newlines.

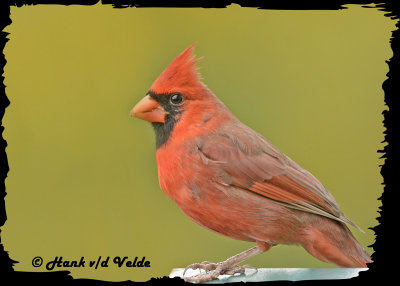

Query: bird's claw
left=183, top=261, right=218, bottom=276
left=182, top=261, right=246, bottom=283
left=241, top=264, right=258, bottom=276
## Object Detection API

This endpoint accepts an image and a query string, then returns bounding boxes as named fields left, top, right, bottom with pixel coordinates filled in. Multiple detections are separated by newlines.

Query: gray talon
left=183, top=262, right=246, bottom=283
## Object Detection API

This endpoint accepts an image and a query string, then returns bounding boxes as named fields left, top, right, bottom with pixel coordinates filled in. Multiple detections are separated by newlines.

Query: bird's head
left=131, top=43, right=231, bottom=148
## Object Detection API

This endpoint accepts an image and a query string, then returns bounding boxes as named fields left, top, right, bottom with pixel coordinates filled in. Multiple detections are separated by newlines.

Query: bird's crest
left=150, top=43, right=203, bottom=95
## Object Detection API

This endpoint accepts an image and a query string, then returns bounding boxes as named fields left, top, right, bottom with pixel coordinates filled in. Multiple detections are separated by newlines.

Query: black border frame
left=1, top=1, right=398, bottom=285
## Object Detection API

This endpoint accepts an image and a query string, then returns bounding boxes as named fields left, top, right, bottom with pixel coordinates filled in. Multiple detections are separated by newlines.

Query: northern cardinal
left=131, top=44, right=372, bottom=282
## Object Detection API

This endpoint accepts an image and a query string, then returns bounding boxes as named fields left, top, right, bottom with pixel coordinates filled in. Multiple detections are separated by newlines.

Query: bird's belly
left=179, top=198, right=262, bottom=242
left=169, top=183, right=302, bottom=244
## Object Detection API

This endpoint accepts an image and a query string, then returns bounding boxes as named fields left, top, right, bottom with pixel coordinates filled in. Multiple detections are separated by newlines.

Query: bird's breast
left=155, top=143, right=202, bottom=202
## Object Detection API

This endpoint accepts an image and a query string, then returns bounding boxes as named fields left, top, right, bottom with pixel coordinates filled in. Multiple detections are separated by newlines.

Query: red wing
left=197, top=122, right=360, bottom=230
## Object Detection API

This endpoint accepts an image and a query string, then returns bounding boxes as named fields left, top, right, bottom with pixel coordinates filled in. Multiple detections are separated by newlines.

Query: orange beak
left=131, top=95, right=166, bottom=123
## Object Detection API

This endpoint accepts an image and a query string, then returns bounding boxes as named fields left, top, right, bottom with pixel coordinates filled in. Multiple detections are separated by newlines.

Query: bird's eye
left=170, top=93, right=184, bottom=105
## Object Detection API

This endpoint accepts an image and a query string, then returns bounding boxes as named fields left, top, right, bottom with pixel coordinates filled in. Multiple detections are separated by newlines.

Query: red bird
left=131, top=44, right=372, bottom=282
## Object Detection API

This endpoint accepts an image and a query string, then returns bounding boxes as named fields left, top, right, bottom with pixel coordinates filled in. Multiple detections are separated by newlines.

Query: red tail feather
left=302, top=222, right=372, bottom=267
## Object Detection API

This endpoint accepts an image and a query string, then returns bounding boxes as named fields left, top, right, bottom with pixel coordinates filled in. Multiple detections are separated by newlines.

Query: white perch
left=170, top=267, right=368, bottom=283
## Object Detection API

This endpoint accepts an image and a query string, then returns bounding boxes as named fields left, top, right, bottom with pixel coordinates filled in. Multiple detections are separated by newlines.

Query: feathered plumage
left=131, top=44, right=372, bottom=282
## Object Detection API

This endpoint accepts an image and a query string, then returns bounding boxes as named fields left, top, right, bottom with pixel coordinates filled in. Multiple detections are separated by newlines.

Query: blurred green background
left=2, top=3, right=396, bottom=282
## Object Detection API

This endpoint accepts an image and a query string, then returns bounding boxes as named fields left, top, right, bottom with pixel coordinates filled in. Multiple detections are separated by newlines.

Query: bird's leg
left=183, top=243, right=269, bottom=283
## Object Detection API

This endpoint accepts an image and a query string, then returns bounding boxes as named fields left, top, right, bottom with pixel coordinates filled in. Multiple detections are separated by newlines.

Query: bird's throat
left=152, top=116, right=177, bottom=149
